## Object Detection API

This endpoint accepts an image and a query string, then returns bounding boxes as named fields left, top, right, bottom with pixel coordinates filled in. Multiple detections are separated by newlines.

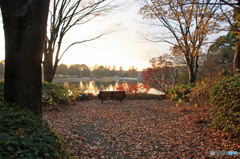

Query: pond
left=55, top=80, right=163, bottom=95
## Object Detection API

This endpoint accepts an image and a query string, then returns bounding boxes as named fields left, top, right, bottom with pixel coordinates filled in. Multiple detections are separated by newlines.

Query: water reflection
left=60, top=80, right=163, bottom=95
left=61, top=81, right=135, bottom=95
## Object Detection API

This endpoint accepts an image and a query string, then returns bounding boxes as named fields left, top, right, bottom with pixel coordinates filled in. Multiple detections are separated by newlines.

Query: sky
left=0, top=0, right=172, bottom=71
left=53, top=0, right=173, bottom=71
left=0, top=0, right=224, bottom=71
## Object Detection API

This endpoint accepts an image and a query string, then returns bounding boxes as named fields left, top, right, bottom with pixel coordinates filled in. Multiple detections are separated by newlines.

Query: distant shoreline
left=53, top=76, right=116, bottom=83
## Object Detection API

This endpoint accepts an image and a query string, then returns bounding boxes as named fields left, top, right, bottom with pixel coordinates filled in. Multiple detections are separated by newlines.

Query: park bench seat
left=98, top=91, right=126, bottom=103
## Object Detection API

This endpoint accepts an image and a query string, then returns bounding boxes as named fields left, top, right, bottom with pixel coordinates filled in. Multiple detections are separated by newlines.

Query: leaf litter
left=43, top=100, right=240, bottom=158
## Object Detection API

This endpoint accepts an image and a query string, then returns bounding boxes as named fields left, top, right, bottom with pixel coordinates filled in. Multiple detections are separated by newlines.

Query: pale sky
left=53, top=0, right=172, bottom=70
left=0, top=0, right=172, bottom=71
left=0, top=0, right=224, bottom=71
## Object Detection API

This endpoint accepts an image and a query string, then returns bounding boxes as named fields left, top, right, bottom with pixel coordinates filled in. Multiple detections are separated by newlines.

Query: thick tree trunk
left=0, top=0, right=50, bottom=117
left=234, top=40, right=240, bottom=73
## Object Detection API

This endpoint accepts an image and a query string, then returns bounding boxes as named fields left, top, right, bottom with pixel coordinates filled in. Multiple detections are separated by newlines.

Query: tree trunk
left=234, top=40, right=240, bottom=73
left=43, top=50, right=56, bottom=83
left=43, top=67, right=55, bottom=83
left=0, top=0, right=50, bottom=117
left=188, top=66, right=196, bottom=83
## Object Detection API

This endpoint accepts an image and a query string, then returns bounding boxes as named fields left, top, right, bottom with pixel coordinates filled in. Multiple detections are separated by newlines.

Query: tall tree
left=44, top=0, right=114, bottom=82
left=219, top=1, right=240, bottom=72
left=0, top=0, right=50, bottom=116
left=140, top=0, right=221, bottom=83
left=207, top=31, right=236, bottom=65
left=199, top=32, right=236, bottom=75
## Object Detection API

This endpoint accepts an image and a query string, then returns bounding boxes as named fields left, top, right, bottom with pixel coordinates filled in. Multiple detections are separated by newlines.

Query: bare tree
left=44, top=0, right=115, bottom=82
left=140, top=0, right=221, bottom=83
left=0, top=0, right=50, bottom=116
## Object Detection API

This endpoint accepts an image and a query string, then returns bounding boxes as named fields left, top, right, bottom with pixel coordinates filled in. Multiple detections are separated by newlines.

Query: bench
left=98, top=91, right=126, bottom=103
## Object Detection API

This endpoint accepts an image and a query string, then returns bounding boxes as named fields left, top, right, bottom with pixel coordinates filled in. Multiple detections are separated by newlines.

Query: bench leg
left=101, top=99, right=103, bottom=103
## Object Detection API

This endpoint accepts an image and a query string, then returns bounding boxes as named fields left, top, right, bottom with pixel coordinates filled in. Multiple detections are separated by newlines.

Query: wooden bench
left=98, top=91, right=126, bottom=103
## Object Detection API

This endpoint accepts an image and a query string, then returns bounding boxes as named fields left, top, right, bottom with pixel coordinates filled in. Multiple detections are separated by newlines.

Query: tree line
left=56, top=63, right=139, bottom=78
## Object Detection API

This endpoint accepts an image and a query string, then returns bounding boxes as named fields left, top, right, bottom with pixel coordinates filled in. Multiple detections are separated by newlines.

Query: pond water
left=55, top=80, right=163, bottom=95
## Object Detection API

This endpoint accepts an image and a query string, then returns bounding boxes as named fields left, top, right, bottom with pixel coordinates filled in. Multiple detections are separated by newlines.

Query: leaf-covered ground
left=43, top=100, right=240, bottom=158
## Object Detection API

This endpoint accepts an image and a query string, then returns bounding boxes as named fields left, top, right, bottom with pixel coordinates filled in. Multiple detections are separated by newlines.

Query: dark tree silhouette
left=0, top=0, right=50, bottom=117
left=44, top=0, right=114, bottom=82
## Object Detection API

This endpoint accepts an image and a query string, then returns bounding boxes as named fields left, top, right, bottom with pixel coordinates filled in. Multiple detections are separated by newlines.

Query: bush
left=188, top=71, right=232, bottom=106
left=67, top=84, right=82, bottom=102
left=126, top=93, right=162, bottom=100
left=168, top=83, right=196, bottom=102
left=42, top=82, right=71, bottom=107
left=77, top=93, right=96, bottom=101
left=116, top=83, right=150, bottom=94
left=209, top=74, right=240, bottom=138
left=0, top=81, right=72, bottom=106
left=0, top=81, right=83, bottom=106
left=0, top=103, right=71, bottom=158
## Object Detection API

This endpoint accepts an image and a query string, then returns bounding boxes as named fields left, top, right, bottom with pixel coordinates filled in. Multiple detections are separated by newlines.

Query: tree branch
left=59, top=33, right=109, bottom=60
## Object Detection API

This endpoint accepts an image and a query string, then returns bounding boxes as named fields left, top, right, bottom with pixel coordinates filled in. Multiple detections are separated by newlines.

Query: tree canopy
left=140, top=0, right=222, bottom=83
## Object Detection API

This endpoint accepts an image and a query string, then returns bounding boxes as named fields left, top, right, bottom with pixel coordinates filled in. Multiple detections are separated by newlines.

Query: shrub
left=116, top=83, right=150, bottom=94
left=126, top=93, right=162, bottom=100
left=67, top=84, right=82, bottom=102
left=188, top=71, right=232, bottom=106
left=0, top=81, right=72, bottom=106
left=209, top=74, right=240, bottom=138
left=168, top=83, right=196, bottom=102
left=42, top=82, right=70, bottom=107
left=0, top=103, right=71, bottom=158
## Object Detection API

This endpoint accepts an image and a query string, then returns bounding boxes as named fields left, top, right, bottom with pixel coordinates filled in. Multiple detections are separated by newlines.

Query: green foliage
left=0, top=81, right=74, bottom=106
left=42, top=82, right=70, bottom=107
left=208, top=32, right=236, bottom=63
left=126, top=93, right=162, bottom=100
left=201, top=32, right=236, bottom=75
left=209, top=74, right=240, bottom=138
left=168, top=83, right=196, bottom=102
left=0, top=103, right=71, bottom=159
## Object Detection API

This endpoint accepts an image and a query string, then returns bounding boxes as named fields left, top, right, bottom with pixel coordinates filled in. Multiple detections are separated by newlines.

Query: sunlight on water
left=148, top=88, right=164, bottom=95
left=61, top=81, right=162, bottom=95
left=79, top=81, right=84, bottom=90
left=107, top=84, right=113, bottom=91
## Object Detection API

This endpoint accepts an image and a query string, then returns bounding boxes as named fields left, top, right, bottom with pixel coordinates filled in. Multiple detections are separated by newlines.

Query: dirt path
left=43, top=100, right=240, bottom=158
